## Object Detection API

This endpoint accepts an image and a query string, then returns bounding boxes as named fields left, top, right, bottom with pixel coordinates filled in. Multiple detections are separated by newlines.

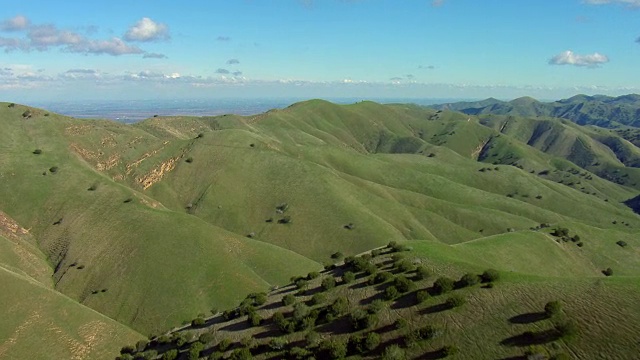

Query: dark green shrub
left=272, top=311, right=285, bottom=325
left=49, top=166, right=59, bottom=173
left=269, top=337, right=288, bottom=350
left=305, top=331, right=321, bottom=347
left=382, top=345, right=406, bottom=360
left=172, top=332, right=187, bottom=347
left=161, top=349, right=178, bottom=360
left=22, top=110, right=32, bottom=118
left=371, top=249, right=382, bottom=257
left=384, top=285, right=399, bottom=300
left=230, top=347, right=252, bottom=360
left=481, top=269, right=500, bottom=283
left=395, top=318, right=408, bottom=329
left=415, top=265, right=431, bottom=280
left=416, top=290, right=430, bottom=304
left=545, top=301, right=562, bottom=318
left=351, top=309, right=379, bottom=330
left=307, top=271, right=320, bottom=280
left=395, top=259, right=416, bottom=273
left=120, top=345, right=135, bottom=355
left=603, top=267, right=614, bottom=276
left=296, top=278, right=308, bottom=290
left=459, top=272, right=481, bottom=287
left=8, top=103, right=15, bottom=107
left=367, top=299, right=386, bottom=314
left=282, top=294, right=296, bottom=306
left=329, top=297, right=349, bottom=316
left=445, top=294, right=465, bottom=308
left=254, top=292, right=267, bottom=305
left=293, top=303, right=310, bottom=320
left=33, top=149, right=42, bottom=154
left=208, top=352, right=223, bottom=360
left=188, top=342, right=204, bottom=360
left=616, top=240, right=628, bottom=247
left=135, top=339, right=149, bottom=352
left=363, top=262, right=378, bottom=275
left=394, top=275, right=415, bottom=293
left=364, top=332, right=381, bottom=351
left=373, top=271, right=394, bottom=284
left=433, top=276, right=455, bottom=295
left=248, top=312, right=262, bottom=326
left=331, top=251, right=343, bottom=259
left=321, top=276, right=336, bottom=291
left=185, top=157, right=193, bottom=163
left=311, top=293, right=326, bottom=306
left=88, top=184, right=98, bottom=191
left=156, top=335, right=171, bottom=344
left=217, top=338, right=231, bottom=351
left=342, top=271, right=355, bottom=284
left=141, top=350, right=158, bottom=360
left=322, top=339, right=347, bottom=360
left=191, top=317, right=205, bottom=326
left=289, top=346, right=312, bottom=359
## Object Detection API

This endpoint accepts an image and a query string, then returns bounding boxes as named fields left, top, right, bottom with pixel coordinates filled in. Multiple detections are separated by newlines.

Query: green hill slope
left=1, top=98, right=640, bottom=359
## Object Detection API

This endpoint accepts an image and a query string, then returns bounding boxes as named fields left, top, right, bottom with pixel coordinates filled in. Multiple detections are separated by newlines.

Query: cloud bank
left=0, top=15, right=165, bottom=57
left=124, top=18, right=169, bottom=42
left=548, top=50, right=609, bottom=67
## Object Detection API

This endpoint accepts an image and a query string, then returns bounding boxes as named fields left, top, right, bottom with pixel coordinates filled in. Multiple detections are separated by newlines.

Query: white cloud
left=69, top=37, right=143, bottom=56
left=143, top=52, right=168, bottom=59
left=583, top=0, right=640, bottom=7
left=124, top=18, right=169, bottom=42
left=1, top=15, right=30, bottom=31
left=548, top=50, right=609, bottom=67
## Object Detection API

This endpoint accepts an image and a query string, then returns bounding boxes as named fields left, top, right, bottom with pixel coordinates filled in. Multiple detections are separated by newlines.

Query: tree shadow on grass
left=253, top=326, right=282, bottom=339
left=219, top=319, right=250, bottom=332
left=500, top=329, right=560, bottom=347
left=374, top=322, right=397, bottom=334
left=390, top=291, right=417, bottom=310
left=508, top=312, right=548, bottom=324
left=359, top=291, right=385, bottom=306
left=315, top=316, right=353, bottom=335
left=415, top=348, right=451, bottom=360
left=420, top=302, right=451, bottom=315
left=271, top=286, right=296, bottom=296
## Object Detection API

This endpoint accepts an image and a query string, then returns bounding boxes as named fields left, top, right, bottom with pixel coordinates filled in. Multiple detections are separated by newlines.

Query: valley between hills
left=1, top=95, right=639, bottom=360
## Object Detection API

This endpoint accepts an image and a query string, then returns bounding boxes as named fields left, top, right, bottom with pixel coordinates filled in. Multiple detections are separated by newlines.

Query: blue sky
left=1, top=0, right=639, bottom=102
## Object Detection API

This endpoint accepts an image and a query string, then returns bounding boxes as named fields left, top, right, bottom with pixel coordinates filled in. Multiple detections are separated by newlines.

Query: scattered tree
left=445, top=294, right=465, bottom=308
left=458, top=272, right=481, bottom=287
left=416, top=290, right=430, bottom=304
left=384, top=285, right=400, bottom=300
left=433, top=276, right=455, bottom=295
left=321, top=276, right=336, bottom=291
left=342, top=271, right=355, bottom=284
left=481, top=269, right=500, bottom=283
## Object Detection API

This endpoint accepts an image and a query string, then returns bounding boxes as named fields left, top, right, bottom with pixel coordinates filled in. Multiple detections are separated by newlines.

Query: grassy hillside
left=1, top=98, right=639, bottom=359
left=124, top=242, right=639, bottom=360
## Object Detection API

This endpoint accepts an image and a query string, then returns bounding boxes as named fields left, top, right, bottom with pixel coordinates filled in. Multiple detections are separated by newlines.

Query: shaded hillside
left=432, top=94, right=640, bottom=128
left=119, top=239, right=640, bottom=360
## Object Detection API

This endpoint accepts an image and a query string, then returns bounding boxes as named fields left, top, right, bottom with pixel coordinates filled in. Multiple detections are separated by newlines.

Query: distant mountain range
left=431, top=94, right=640, bottom=128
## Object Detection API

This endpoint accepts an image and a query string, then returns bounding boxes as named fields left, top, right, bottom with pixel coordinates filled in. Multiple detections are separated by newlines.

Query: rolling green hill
left=1, top=98, right=639, bottom=359
left=431, top=94, right=640, bottom=128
